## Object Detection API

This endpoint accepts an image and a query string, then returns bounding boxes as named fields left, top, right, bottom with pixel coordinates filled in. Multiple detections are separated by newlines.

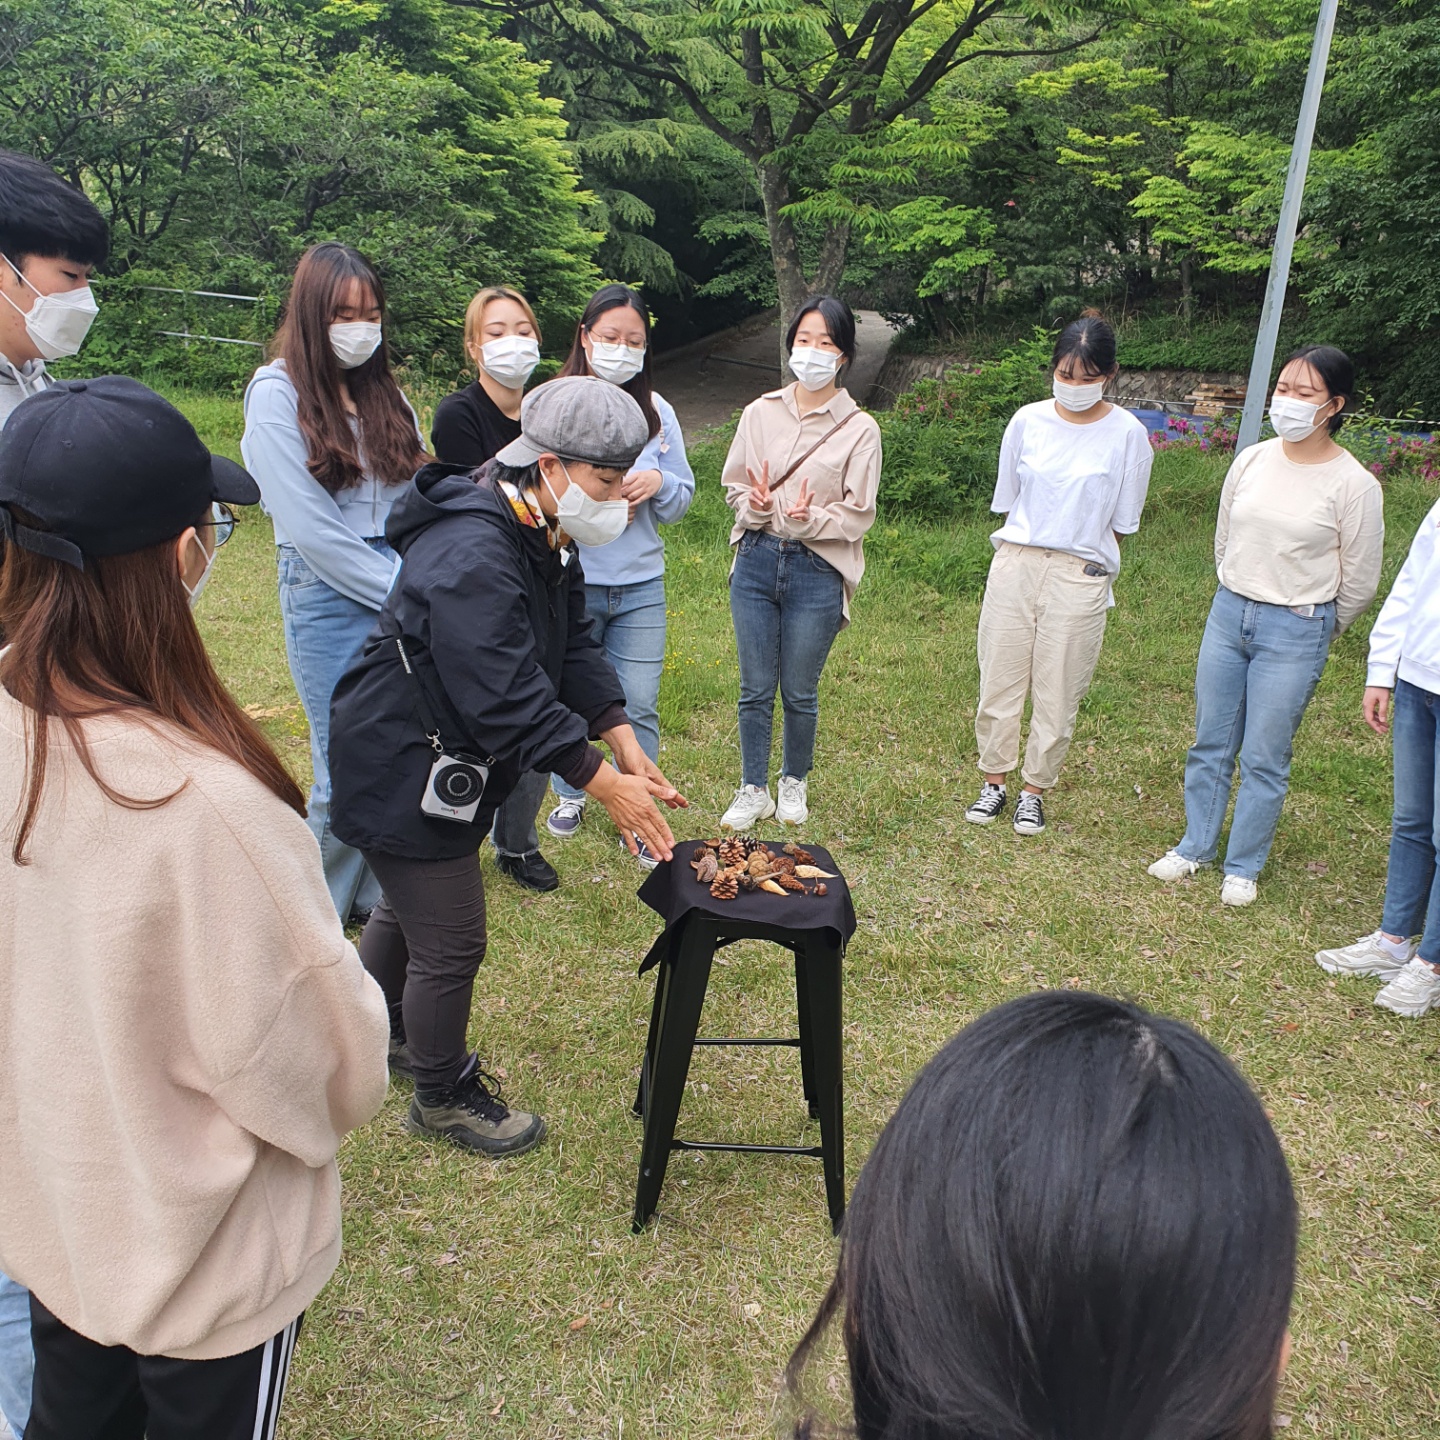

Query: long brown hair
left=272, top=241, right=428, bottom=494
left=556, top=283, right=661, bottom=438
left=0, top=516, right=306, bottom=865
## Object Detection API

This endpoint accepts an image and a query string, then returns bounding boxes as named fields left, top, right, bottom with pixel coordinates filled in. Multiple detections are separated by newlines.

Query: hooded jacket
left=328, top=462, right=628, bottom=860
left=1367, top=497, right=1440, bottom=697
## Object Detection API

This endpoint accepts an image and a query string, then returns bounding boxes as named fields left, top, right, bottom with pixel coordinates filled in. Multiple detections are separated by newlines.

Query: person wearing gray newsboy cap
left=326, top=373, right=689, bottom=1160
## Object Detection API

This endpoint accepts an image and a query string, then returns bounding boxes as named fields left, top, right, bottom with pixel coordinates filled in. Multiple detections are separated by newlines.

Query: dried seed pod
left=703, top=838, right=722, bottom=849
left=813, top=882, right=828, bottom=897
left=769, top=855, right=796, bottom=875
left=710, top=872, right=739, bottom=900
left=746, top=851, right=772, bottom=877
left=776, top=872, right=805, bottom=892
left=692, top=852, right=718, bottom=884
left=759, top=878, right=787, bottom=896
left=793, top=865, right=837, bottom=880
left=783, top=843, right=815, bottom=864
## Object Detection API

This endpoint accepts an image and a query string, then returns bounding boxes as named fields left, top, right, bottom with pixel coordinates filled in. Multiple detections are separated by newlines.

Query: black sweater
left=430, top=381, right=522, bottom=468
left=328, top=462, right=628, bottom=860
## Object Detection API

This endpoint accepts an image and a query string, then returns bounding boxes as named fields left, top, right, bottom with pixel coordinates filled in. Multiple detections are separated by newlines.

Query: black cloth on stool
left=636, top=842, right=855, bottom=974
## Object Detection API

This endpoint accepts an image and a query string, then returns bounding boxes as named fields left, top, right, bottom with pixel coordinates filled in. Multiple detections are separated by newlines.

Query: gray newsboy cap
left=494, top=375, right=649, bottom=470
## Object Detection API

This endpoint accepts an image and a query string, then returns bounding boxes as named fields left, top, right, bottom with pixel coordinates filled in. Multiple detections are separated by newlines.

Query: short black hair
left=789, top=991, right=1297, bottom=1440
left=0, top=150, right=109, bottom=270
left=786, top=295, right=857, bottom=365
left=1052, top=308, right=1117, bottom=377
left=1280, top=344, right=1355, bottom=434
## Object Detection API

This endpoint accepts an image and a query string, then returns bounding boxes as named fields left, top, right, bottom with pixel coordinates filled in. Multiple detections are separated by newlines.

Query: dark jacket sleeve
left=409, top=523, right=622, bottom=779
left=430, top=392, right=490, bottom=469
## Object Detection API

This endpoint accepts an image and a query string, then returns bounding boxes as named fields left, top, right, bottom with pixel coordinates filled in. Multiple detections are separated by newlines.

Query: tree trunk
left=1180, top=254, right=1194, bottom=322
left=757, top=158, right=811, bottom=366
left=814, top=221, right=851, bottom=295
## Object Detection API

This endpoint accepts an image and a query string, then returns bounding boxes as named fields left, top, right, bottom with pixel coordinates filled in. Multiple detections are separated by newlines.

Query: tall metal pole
left=1236, top=0, right=1340, bottom=453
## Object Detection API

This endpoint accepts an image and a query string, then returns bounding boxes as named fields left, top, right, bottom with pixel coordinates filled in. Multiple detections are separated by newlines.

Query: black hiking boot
left=405, top=1056, right=546, bottom=1158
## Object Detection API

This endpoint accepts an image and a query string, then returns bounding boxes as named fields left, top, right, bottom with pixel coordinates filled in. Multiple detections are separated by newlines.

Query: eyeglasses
left=210, top=502, right=236, bottom=548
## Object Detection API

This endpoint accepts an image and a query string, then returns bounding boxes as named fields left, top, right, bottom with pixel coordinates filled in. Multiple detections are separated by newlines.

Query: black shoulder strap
left=393, top=635, right=497, bottom=767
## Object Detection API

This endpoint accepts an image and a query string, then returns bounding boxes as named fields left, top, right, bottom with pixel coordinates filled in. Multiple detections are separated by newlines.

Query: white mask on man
left=480, top=335, right=541, bottom=389
left=789, top=346, right=842, bottom=392
left=542, top=460, right=628, bottom=548
left=1, top=253, right=99, bottom=361
left=329, top=321, right=383, bottom=370
left=588, top=341, right=646, bottom=386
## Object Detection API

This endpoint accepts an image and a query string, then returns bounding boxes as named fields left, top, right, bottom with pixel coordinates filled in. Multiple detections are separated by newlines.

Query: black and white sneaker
left=964, top=783, right=1007, bottom=825
left=1013, top=791, right=1046, bottom=835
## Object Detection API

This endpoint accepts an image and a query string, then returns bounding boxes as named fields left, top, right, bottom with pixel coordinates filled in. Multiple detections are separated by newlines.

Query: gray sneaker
left=406, top=1058, right=546, bottom=1157
left=546, top=797, right=586, bottom=838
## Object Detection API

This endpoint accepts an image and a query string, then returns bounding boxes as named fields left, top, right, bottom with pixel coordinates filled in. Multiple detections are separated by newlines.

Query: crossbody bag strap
left=393, top=635, right=498, bottom=766
left=775, top=408, right=860, bottom=488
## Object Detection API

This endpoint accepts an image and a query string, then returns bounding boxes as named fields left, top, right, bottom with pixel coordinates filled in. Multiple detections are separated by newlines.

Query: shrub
left=877, top=331, right=1052, bottom=518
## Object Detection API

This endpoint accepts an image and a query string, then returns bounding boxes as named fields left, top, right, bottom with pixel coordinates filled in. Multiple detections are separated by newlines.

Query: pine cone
left=718, top=838, right=747, bottom=868
left=776, top=871, right=805, bottom=892
left=710, top=871, right=739, bottom=900
left=770, top=855, right=796, bottom=875
left=783, top=843, right=815, bottom=864
left=742, top=836, right=768, bottom=856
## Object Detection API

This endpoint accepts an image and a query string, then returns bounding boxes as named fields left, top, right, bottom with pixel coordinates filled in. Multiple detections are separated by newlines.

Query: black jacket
left=328, top=462, right=628, bottom=860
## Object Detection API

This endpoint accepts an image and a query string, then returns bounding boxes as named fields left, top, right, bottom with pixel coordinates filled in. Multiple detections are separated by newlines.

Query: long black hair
left=789, top=991, right=1297, bottom=1440
left=557, top=283, right=660, bottom=439
left=1279, top=344, right=1355, bottom=435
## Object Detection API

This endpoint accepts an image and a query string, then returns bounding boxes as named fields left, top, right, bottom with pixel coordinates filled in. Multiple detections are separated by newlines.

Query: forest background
left=2, top=0, right=1436, bottom=417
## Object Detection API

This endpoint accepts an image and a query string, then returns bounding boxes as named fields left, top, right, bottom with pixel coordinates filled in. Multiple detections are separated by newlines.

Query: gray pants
left=490, top=769, right=550, bottom=858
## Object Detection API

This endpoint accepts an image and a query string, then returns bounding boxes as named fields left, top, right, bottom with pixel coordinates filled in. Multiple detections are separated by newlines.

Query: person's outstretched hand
left=1363, top=685, right=1392, bottom=735
left=746, top=460, right=773, bottom=513
left=585, top=765, right=679, bottom=861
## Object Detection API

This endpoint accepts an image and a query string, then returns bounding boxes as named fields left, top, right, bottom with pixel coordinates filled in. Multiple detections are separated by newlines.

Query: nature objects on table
left=688, top=837, right=834, bottom=900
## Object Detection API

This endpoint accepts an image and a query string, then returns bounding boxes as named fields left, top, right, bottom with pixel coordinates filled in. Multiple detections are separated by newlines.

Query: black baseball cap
left=0, top=375, right=260, bottom=569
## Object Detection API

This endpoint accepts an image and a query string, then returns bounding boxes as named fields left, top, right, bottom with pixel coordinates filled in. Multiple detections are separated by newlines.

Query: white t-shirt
left=990, top=401, right=1153, bottom=577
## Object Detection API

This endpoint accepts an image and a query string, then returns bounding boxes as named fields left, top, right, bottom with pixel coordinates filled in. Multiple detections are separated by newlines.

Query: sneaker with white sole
left=1315, top=929, right=1416, bottom=980
left=776, top=775, right=808, bottom=826
left=1374, top=956, right=1440, bottom=1018
left=1220, top=874, right=1257, bottom=907
left=546, top=797, right=586, bottom=838
left=1148, top=848, right=1206, bottom=881
left=1013, top=791, right=1045, bottom=835
left=721, top=784, right=775, bottom=831
left=965, top=783, right=1007, bottom=825
left=623, top=834, right=661, bottom=871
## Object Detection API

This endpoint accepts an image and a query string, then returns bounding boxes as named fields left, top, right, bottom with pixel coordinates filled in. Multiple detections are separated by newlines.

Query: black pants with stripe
left=24, top=1295, right=302, bottom=1440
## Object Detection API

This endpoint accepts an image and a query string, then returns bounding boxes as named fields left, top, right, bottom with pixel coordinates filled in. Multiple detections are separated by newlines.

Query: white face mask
left=588, top=340, right=646, bottom=386
left=1053, top=376, right=1106, bottom=411
left=181, top=530, right=216, bottom=609
left=1, top=254, right=99, bottom=362
left=542, top=460, right=628, bottom=547
left=329, top=321, right=383, bottom=370
left=480, top=334, right=540, bottom=389
left=789, top=345, right=842, bottom=392
left=1269, top=394, right=1330, bottom=442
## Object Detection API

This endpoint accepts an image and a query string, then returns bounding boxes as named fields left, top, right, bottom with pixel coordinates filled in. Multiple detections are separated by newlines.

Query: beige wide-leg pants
left=975, top=541, right=1111, bottom=791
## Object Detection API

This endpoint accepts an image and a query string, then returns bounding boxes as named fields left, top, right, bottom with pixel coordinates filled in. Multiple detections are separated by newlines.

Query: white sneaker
left=1148, top=849, right=1205, bottom=881
left=1374, top=956, right=1440, bottom=1018
left=1220, top=875, right=1257, bottom=907
left=721, top=785, right=775, bottom=831
left=776, top=775, right=808, bottom=826
left=1315, top=929, right=1416, bottom=980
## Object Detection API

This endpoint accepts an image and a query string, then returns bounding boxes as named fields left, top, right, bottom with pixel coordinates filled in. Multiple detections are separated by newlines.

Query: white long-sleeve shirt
left=1367, top=498, right=1440, bottom=695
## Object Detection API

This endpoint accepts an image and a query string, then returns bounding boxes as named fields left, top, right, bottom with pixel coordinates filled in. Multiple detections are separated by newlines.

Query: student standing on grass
left=1149, top=346, right=1383, bottom=907
left=431, top=284, right=564, bottom=894
left=720, top=295, right=882, bottom=833
left=542, top=285, right=695, bottom=868
left=0, top=146, right=109, bottom=1440
left=242, top=241, right=427, bottom=926
left=965, top=311, right=1152, bottom=838
left=328, top=378, right=687, bottom=1159
left=1316, top=497, right=1440, bottom=1017
left=0, top=378, right=389, bottom=1440
left=787, top=991, right=1297, bottom=1440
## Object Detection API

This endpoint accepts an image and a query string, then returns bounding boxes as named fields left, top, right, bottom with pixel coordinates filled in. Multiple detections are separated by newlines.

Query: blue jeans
left=553, top=578, right=667, bottom=802
left=730, top=532, right=845, bottom=788
left=0, top=1272, right=31, bottom=1437
left=278, top=542, right=391, bottom=922
left=1177, top=586, right=1335, bottom=880
left=1381, top=679, right=1440, bottom=965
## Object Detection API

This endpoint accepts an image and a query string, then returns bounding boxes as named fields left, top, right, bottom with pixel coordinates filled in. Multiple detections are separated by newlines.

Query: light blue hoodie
left=241, top=359, right=417, bottom=610
left=572, top=390, right=694, bottom=587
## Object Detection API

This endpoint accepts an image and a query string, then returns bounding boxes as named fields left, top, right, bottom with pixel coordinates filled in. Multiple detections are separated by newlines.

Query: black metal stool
left=631, top=911, right=845, bottom=1233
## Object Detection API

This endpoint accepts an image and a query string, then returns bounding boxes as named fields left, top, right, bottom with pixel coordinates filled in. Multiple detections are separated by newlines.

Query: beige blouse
left=1215, top=436, right=1384, bottom=633
left=722, top=383, right=883, bottom=623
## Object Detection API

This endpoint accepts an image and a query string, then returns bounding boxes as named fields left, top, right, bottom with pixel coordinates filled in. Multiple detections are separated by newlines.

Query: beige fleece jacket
left=0, top=686, right=390, bottom=1359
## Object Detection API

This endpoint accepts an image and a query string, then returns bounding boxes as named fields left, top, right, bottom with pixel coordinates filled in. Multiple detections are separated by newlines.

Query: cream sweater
left=722, top=384, right=883, bottom=624
left=0, top=687, right=390, bottom=1359
left=1214, top=437, right=1384, bottom=633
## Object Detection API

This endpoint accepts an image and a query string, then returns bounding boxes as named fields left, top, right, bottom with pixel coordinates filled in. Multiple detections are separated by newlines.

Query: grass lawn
left=182, top=389, right=1440, bottom=1438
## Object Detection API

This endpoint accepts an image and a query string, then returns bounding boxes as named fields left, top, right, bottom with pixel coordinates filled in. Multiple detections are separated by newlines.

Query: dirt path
left=652, top=309, right=898, bottom=438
